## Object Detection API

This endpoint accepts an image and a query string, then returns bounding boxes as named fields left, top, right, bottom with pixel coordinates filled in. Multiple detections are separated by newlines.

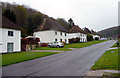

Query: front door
left=7, top=43, right=13, bottom=53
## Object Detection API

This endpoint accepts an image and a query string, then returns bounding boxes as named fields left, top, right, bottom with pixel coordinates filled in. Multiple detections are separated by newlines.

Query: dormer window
left=60, top=32, right=62, bottom=36
left=55, top=31, right=57, bottom=35
left=8, top=31, right=13, bottom=36
left=65, top=33, right=67, bottom=36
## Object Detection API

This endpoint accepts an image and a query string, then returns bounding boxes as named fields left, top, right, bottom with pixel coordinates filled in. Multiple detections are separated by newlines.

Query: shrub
left=69, top=37, right=80, bottom=43
left=87, top=34, right=93, bottom=41
left=95, top=37, right=99, bottom=40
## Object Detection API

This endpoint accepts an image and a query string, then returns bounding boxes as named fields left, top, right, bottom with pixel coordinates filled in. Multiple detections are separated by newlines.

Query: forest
left=1, top=2, right=74, bottom=37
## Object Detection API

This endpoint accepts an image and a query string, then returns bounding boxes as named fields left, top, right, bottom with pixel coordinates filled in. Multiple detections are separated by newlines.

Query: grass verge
left=102, top=73, right=120, bottom=78
left=35, top=47, right=71, bottom=51
left=1, top=52, right=58, bottom=66
left=35, top=40, right=106, bottom=51
left=64, top=40, right=107, bottom=48
left=112, top=40, right=120, bottom=47
left=91, top=49, right=119, bottom=70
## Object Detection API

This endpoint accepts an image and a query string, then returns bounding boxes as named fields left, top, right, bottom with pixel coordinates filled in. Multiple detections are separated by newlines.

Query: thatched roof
left=91, top=30, right=97, bottom=35
left=1, top=16, right=21, bottom=30
left=69, top=25, right=86, bottom=34
left=83, top=27, right=92, bottom=34
left=34, top=18, right=67, bottom=32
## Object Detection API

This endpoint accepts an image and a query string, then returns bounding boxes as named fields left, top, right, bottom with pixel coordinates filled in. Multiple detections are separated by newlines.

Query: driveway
left=2, top=40, right=116, bottom=77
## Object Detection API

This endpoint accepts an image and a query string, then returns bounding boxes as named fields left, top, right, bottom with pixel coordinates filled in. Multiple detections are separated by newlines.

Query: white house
left=34, top=18, right=69, bottom=44
left=83, top=27, right=101, bottom=40
left=91, top=30, right=101, bottom=40
left=0, top=9, right=21, bottom=53
left=68, top=26, right=87, bottom=42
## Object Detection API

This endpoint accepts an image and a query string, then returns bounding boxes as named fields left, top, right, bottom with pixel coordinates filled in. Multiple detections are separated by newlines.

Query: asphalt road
left=2, top=40, right=116, bottom=77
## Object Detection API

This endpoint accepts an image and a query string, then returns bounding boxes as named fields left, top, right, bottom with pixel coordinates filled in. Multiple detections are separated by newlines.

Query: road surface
left=2, top=40, right=115, bottom=77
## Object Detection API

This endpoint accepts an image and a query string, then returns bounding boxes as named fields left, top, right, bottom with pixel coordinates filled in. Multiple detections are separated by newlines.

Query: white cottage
left=68, top=26, right=87, bottom=42
left=83, top=27, right=101, bottom=40
left=0, top=15, right=21, bottom=53
left=34, top=18, right=69, bottom=44
left=91, top=30, right=101, bottom=40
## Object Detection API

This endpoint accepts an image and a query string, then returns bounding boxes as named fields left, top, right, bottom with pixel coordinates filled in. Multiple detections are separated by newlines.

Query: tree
left=33, top=13, right=44, bottom=29
left=26, top=15, right=34, bottom=36
left=56, top=18, right=69, bottom=31
left=87, top=34, right=93, bottom=41
left=15, top=5, right=27, bottom=27
left=95, top=37, right=99, bottom=40
left=3, top=9, right=16, bottom=23
left=68, top=18, right=74, bottom=29
left=68, top=18, right=73, bottom=25
left=26, top=13, right=44, bottom=36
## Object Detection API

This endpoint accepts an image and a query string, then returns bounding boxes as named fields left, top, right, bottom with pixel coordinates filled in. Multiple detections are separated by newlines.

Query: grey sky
left=0, top=0, right=119, bottom=31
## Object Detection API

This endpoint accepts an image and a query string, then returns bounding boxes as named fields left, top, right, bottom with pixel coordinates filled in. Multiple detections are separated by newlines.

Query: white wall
left=34, top=30, right=69, bottom=44
left=68, top=33, right=87, bottom=42
left=0, top=28, right=21, bottom=53
left=93, top=35, right=100, bottom=40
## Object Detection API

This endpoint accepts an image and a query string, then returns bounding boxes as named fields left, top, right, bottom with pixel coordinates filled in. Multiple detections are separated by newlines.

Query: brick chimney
left=44, top=15, right=48, bottom=22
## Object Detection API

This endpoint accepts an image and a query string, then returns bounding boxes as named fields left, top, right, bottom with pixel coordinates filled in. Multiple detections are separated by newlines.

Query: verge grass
left=1, top=52, right=58, bottom=66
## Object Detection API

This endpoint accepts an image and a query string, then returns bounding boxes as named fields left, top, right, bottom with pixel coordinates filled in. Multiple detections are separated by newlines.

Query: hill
left=1, top=2, right=71, bottom=37
left=98, top=26, right=120, bottom=38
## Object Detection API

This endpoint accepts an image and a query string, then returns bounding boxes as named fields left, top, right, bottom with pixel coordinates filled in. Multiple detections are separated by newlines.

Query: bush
left=69, top=37, right=80, bottom=43
left=62, top=41, right=66, bottom=45
left=87, top=34, right=93, bottom=41
left=95, top=37, right=99, bottom=40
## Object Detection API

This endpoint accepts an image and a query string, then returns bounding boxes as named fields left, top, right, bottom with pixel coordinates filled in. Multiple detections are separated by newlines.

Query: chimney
left=44, top=15, right=48, bottom=22
left=0, top=2, right=2, bottom=27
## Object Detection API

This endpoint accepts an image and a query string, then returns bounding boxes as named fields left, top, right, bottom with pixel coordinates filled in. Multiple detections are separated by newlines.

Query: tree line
left=1, top=2, right=75, bottom=37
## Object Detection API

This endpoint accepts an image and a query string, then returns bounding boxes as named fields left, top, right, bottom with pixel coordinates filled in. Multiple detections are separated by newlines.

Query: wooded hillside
left=98, top=26, right=120, bottom=38
left=1, top=2, right=73, bottom=37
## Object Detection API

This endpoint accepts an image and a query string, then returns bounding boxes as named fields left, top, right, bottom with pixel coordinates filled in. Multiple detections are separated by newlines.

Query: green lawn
left=112, top=43, right=120, bottom=47
left=91, top=49, right=119, bottom=70
left=35, top=40, right=106, bottom=51
left=102, top=73, right=120, bottom=78
left=1, top=52, right=58, bottom=66
left=64, top=40, right=106, bottom=48
left=35, top=47, right=71, bottom=51
left=112, top=40, right=120, bottom=47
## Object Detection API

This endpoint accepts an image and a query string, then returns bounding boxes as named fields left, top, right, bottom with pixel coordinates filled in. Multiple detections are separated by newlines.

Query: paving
left=107, top=47, right=118, bottom=50
left=2, top=40, right=116, bottom=77
left=84, top=70, right=119, bottom=77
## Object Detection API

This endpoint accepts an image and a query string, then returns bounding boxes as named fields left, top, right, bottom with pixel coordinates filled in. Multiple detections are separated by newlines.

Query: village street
left=2, top=40, right=115, bottom=77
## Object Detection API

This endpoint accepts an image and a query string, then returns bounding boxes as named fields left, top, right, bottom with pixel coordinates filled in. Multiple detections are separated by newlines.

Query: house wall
left=93, top=35, right=100, bottom=40
left=0, top=28, right=21, bottom=53
left=34, top=30, right=69, bottom=44
left=68, top=33, right=87, bottom=42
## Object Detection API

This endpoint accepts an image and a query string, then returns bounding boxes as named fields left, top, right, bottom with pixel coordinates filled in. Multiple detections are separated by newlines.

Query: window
left=60, top=32, right=62, bottom=36
left=60, top=39, right=62, bottom=42
left=8, top=31, right=13, bottom=36
left=65, top=39, right=67, bottom=43
left=65, top=33, right=67, bottom=36
left=55, top=38, right=57, bottom=42
left=55, top=31, right=57, bottom=35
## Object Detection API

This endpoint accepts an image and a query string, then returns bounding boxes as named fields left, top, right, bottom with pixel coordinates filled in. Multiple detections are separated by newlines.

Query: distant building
left=91, top=30, right=101, bottom=40
left=34, top=17, right=69, bottom=44
left=83, top=27, right=101, bottom=40
left=83, top=27, right=92, bottom=34
left=68, top=25, right=87, bottom=42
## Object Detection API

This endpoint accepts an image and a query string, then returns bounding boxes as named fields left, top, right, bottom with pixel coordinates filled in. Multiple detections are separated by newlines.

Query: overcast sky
left=0, top=0, right=119, bottom=31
